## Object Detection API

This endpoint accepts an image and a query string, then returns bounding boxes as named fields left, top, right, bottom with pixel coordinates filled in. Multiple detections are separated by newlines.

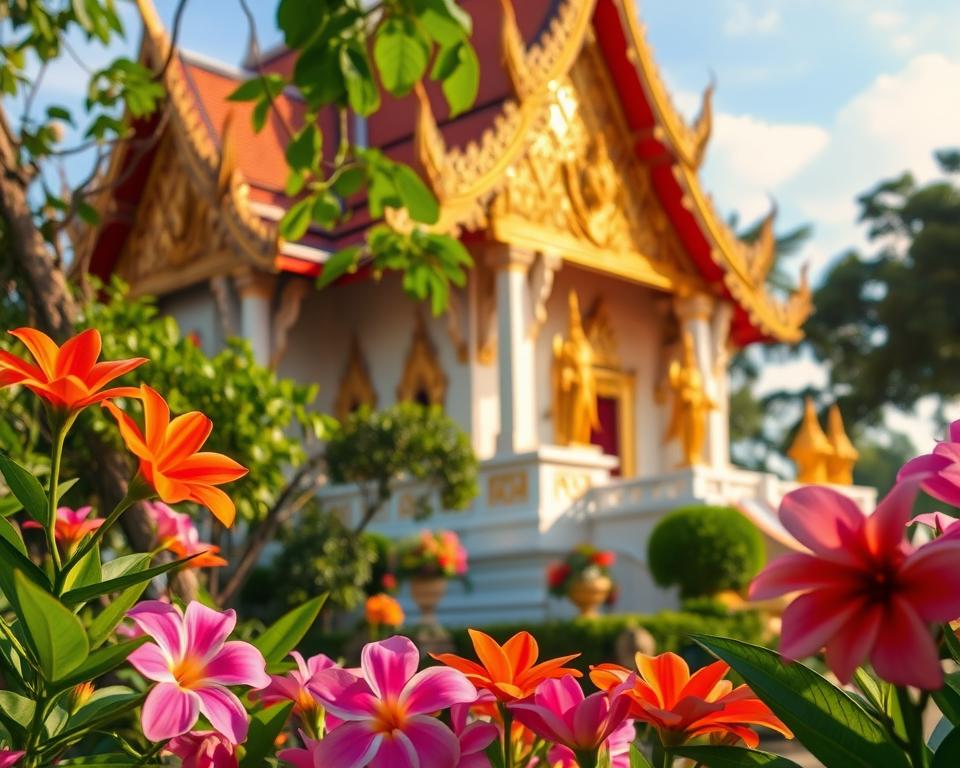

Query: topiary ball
left=647, top=505, right=765, bottom=599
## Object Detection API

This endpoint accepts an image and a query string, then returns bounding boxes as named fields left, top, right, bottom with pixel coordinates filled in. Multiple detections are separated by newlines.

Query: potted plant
left=396, top=530, right=468, bottom=624
left=547, top=544, right=617, bottom=617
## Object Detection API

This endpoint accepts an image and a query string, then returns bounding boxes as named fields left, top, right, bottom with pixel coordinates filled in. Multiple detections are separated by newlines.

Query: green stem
left=56, top=474, right=153, bottom=594
left=652, top=741, right=673, bottom=768
left=896, top=686, right=930, bottom=768
left=45, top=421, right=70, bottom=575
left=502, top=705, right=514, bottom=768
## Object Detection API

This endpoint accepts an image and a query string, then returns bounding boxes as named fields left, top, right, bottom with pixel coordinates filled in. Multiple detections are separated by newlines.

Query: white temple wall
left=534, top=266, right=670, bottom=477
left=159, top=285, right=226, bottom=356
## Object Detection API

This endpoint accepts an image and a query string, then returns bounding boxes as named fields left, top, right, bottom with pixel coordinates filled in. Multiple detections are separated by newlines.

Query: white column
left=234, top=270, right=274, bottom=366
left=674, top=292, right=727, bottom=467
left=488, top=244, right=537, bottom=454
left=709, top=302, right=734, bottom=468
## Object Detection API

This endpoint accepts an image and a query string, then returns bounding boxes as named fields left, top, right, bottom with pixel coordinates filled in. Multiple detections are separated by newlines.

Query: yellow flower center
left=172, top=655, right=207, bottom=690
left=371, top=699, right=408, bottom=735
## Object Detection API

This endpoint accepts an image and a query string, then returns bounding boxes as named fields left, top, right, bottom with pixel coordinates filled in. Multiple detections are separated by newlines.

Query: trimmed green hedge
left=300, top=607, right=765, bottom=671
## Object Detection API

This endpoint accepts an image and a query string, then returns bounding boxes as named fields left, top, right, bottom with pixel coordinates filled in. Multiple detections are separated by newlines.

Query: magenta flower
left=23, top=505, right=104, bottom=551
left=145, top=501, right=227, bottom=568
left=127, top=601, right=270, bottom=743
left=510, top=675, right=632, bottom=762
left=750, top=481, right=960, bottom=688
left=548, top=717, right=636, bottom=768
left=912, top=511, right=960, bottom=538
left=451, top=701, right=498, bottom=768
left=0, top=751, right=24, bottom=767
left=166, top=731, right=237, bottom=768
left=308, top=635, right=478, bottom=767
left=899, top=419, right=960, bottom=506
left=259, top=651, right=339, bottom=716
left=277, top=734, right=319, bottom=768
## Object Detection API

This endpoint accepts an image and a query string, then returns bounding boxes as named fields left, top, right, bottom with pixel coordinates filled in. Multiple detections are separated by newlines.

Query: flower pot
left=568, top=574, right=612, bottom=618
left=410, top=577, right=447, bottom=625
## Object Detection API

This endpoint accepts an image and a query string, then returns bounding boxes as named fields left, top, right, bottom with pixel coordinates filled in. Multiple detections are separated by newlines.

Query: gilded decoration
left=487, top=470, right=529, bottom=506
left=827, top=404, right=859, bottom=485
left=553, top=471, right=592, bottom=505
left=788, top=397, right=834, bottom=483
left=334, top=336, right=378, bottom=421
left=552, top=291, right=600, bottom=446
left=397, top=314, right=448, bottom=406
left=664, top=332, right=715, bottom=467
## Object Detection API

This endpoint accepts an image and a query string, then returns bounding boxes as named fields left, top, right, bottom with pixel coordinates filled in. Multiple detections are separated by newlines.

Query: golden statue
left=788, top=397, right=834, bottom=483
left=552, top=291, right=599, bottom=445
left=664, top=332, right=715, bottom=466
left=826, top=404, right=858, bottom=485
left=563, top=133, right=620, bottom=248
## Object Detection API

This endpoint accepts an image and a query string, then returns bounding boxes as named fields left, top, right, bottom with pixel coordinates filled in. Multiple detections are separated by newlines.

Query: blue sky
left=19, top=0, right=960, bottom=448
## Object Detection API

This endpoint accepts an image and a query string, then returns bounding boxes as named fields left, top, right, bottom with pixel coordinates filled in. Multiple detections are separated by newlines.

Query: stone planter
left=568, top=574, right=612, bottom=618
left=410, top=576, right=448, bottom=626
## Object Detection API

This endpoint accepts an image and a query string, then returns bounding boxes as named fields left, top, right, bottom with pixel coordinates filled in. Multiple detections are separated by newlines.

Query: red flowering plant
left=547, top=544, right=617, bottom=598
left=396, top=529, right=469, bottom=581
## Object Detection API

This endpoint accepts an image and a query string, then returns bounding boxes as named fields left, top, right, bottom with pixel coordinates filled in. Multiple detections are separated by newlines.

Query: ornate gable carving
left=488, top=44, right=699, bottom=293
left=335, top=336, right=378, bottom=421
left=397, top=314, right=447, bottom=406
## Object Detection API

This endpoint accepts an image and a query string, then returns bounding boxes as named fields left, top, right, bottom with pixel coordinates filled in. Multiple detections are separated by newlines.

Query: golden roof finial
left=690, top=79, right=714, bottom=168
left=826, top=404, right=858, bottom=485
left=788, top=397, right=834, bottom=483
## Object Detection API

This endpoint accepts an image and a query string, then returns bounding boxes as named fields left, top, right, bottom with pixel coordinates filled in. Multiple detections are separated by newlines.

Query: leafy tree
left=326, top=403, right=479, bottom=532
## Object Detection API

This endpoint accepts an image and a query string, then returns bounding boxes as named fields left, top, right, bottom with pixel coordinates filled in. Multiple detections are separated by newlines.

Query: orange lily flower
left=432, top=629, right=581, bottom=702
left=590, top=652, right=791, bottom=748
left=103, top=384, right=247, bottom=526
left=0, top=328, right=145, bottom=411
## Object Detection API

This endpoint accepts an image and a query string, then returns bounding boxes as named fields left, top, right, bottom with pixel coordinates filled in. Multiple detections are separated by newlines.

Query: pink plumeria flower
left=145, top=501, right=227, bottom=568
left=899, top=419, right=960, bottom=506
left=259, top=651, right=338, bottom=714
left=750, top=481, right=960, bottom=689
left=510, top=675, right=632, bottom=762
left=127, top=600, right=270, bottom=743
left=0, top=751, right=24, bottom=767
left=451, top=701, right=498, bottom=768
left=166, top=731, right=237, bottom=768
left=23, top=505, right=104, bottom=551
left=277, top=732, right=320, bottom=768
left=308, top=635, right=478, bottom=767
left=912, top=511, right=960, bottom=537
left=548, top=717, right=635, bottom=768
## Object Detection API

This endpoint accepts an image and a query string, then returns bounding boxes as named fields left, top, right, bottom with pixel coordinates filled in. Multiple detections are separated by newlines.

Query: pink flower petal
left=535, top=675, right=584, bottom=721
left=571, top=691, right=611, bottom=748
left=310, top=668, right=379, bottom=720
left=313, top=721, right=383, bottom=766
left=128, top=601, right=183, bottom=659
left=195, top=685, right=249, bottom=744
left=900, top=539, right=960, bottom=621
left=870, top=597, right=944, bottom=690
left=140, top=682, right=199, bottom=741
left=277, top=746, right=314, bottom=768
left=205, top=641, right=270, bottom=689
left=361, top=636, right=419, bottom=700
left=399, top=667, right=477, bottom=717
left=511, top=701, right=576, bottom=746
left=779, top=486, right=864, bottom=560
left=458, top=720, right=499, bottom=756
left=778, top=589, right=865, bottom=661
left=185, top=602, right=236, bottom=660
left=0, top=751, right=25, bottom=768
left=862, top=480, right=918, bottom=558
left=898, top=453, right=950, bottom=482
left=398, top=716, right=461, bottom=768
left=823, top=604, right=882, bottom=684
left=128, top=643, right=174, bottom=683
left=368, top=733, right=418, bottom=768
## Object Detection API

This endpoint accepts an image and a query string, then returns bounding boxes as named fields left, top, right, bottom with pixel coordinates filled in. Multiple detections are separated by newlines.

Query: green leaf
left=0, top=454, right=49, bottom=524
left=374, top=17, right=430, bottom=97
left=15, top=570, right=89, bottom=681
left=54, top=637, right=148, bottom=690
left=286, top=124, right=321, bottom=171
left=628, top=744, right=653, bottom=768
left=228, top=75, right=282, bottom=102
left=311, top=190, right=343, bottom=226
left=100, top=553, right=150, bottom=582
left=86, top=579, right=151, bottom=649
left=63, top=545, right=101, bottom=593
left=61, top=553, right=199, bottom=606
left=294, top=41, right=345, bottom=107
left=317, top=247, right=360, bottom=290
left=0, top=689, right=35, bottom=736
left=332, top=166, right=365, bottom=197
left=696, top=636, right=910, bottom=768
left=279, top=197, right=313, bottom=241
left=670, top=746, right=804, bottom=767
left=0, top=533, right=50, bottom=607
left=391, top=164, right=439, bottom=224
left=933, top=673, right=960, bottom=727
left=253, top=594, right=326, bottom=667
left=240, top=702, right=295, bottom=768
left=277, top=0, right=328, bottom=48
left=934, top=725, right=960, bottom=768
left=340, top=41, right=380, bottom=117
left=415, top=0, right=472, bottom=45
left=61, top=686, right=141, bottom=736
left=55, top=756, right=141, bottom=766
left=943, top=624, right=960, bottom=664
left=0, top=514, right=26, bottom=555
left=431, top=40, right=479, bottom=117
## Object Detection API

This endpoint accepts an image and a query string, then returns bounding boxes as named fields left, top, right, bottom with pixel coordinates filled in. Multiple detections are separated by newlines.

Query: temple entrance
left=591, top=395, right=621, bottom=476
left=590, top=368, right=635, bottom=477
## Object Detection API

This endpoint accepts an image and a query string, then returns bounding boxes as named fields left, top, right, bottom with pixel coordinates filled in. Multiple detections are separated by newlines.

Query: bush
left=647, top=505, right=765, bottom=598
left=299, top=608, right=766, bottom=671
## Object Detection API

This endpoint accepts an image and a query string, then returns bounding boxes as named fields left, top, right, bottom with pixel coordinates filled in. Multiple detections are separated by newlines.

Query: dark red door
left=590, top=396, right=621, bottom=476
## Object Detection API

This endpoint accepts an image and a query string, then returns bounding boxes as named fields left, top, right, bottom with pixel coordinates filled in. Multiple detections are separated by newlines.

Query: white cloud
left=723, top=2, right=781, bottom=37
left=868, top=10, right=906, bottom=30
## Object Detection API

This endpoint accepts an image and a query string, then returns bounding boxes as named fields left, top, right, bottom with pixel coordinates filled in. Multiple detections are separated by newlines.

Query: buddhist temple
left=81, top=0, right=874, bottom=623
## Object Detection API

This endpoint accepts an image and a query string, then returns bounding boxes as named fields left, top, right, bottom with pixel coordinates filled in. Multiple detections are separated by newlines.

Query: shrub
left=647, top=505, right=765, bottom=598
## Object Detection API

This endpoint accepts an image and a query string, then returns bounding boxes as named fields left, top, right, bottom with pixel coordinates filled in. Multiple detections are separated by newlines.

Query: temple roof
left=85, top=0, right=811, bottom=345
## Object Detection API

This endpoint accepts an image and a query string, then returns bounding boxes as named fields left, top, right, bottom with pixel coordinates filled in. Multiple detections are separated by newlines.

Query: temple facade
left=82, top=0, right=874, bottom=624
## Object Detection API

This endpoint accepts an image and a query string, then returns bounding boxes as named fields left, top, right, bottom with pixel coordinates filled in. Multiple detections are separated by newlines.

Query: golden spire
left=826, top=404, right=858, bottom=485
left=788, top=397, right=834, bottom=483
